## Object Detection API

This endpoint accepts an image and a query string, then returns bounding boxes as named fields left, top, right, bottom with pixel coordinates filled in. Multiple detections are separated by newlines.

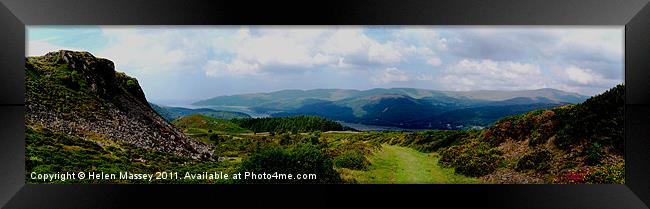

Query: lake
left=337, top=121, right=430, bottom=132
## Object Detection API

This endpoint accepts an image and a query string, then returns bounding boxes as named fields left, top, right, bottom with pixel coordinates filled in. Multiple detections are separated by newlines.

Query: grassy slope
left=172, top=114, right=250, bottom=134
left=26, top=126, right=235, bottom=184
left=340, top=145, right=478, bottom=184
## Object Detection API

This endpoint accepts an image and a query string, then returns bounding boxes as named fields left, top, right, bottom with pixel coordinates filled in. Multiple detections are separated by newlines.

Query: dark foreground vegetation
left=437, top=84, right=625, bottom=183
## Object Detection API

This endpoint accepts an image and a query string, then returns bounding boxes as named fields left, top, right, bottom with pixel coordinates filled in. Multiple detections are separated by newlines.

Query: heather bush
left=237, top=143, right=342, bottom=183
left=334, top=150, right=369, bottom=170
left=439, top=140, right=503, bottom=177
left=515, top=148, right=553, bottom=172
left=585, top=142, right=604, bottom=165
left=585, top=162, right=624, bottom=184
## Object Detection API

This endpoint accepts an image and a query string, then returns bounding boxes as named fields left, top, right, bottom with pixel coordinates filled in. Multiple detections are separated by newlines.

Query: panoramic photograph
left=25, top=26, right=624, bottom=184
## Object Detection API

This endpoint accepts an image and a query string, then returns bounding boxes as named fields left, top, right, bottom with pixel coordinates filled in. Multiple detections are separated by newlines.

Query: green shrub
left=515, top=148, right=553, bottom=172
left=279, top=133, right=293, bottom=145
left=126, top=79, right=137, bottom=88
left=552, top=85, right=624, bottom=153
left=334, top=150, right=369, bottom=170
left=209, top=134, right=223, bottom=144
left=439, top=141, right=503, bottom=177
left=237, top=143, right=342, bottom=183
left=528, top=121, right=555, bottom=147
left=554, top=123, right=577, bottom=150
left=585, top=162, right=624, bottom=184
left=308, top=131, right=322, bottom=145
left=585, top=142, right=604, bottom=165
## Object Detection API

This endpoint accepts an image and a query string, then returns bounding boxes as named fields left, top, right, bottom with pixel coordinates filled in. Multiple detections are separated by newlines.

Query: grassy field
left=339, top=145, right=479, bottom=184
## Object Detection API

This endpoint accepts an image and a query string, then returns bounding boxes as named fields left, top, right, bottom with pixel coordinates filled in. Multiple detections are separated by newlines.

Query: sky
left=27, top=26, right=624, bottom=105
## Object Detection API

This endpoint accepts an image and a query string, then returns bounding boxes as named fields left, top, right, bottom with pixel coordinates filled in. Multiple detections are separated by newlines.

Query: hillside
left=172, top=114, right=250, bottom=134
left=273, top=95, right=567, bottom=129
left=437, top=84, right=625, bottom=183
left=25, top=50, right=212, bottom=159
left=192, top=88, right=587, bottom=129
left=231, top=115, right=351, bottom=133
left=150, top=103, right=251, bottom=121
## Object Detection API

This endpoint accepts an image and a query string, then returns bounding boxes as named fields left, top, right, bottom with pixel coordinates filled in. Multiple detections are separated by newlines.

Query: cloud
left=96, top=28, right=210, bottom=75
left=426, top=57, right=442, bottom=67
left=392, top=28, right=448, bottom=51
left=453, top=59, right=541, bottom=78
left=27, top=40, right=83, bottom=56
left=444, top=28, right=555, bottom=61
left=551, top=28, right=623, bottom=58
left=368, top=41, right=402, bottom=64
left=230, top=28, right=327, bottom=68
left=439, top=59, right=545, bottom=91
left=371, top=67, right=411, bottom=84
left=564, top=66, right=605, bottom=85
left=229, top=28, right=371, bottom=74
left=321, top=29, right=371, bottom=56
left=444, top=27, right=623, bottom=71
left=210, top=27, right=430, bottom=76
left=204, top=59, right=260, bottom=77
left=27, top=26, right=624, bottom=100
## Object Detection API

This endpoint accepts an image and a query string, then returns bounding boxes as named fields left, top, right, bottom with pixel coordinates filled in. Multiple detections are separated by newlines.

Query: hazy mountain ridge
left=194, top=88, right=588, bottom=129
left=150, top=103, right=251, bottom=121
left=195, top=87, right=588, bottom=105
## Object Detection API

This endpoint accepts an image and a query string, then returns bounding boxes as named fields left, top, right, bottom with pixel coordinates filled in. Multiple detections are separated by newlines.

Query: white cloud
left=415, top=74, right=435, bottom=81
left=453, top=59, right=541, bottom=78
left=371, top=67, right=410, bottom=84
left=393, top=28, right=448, bottom=51
left=217, top=28, right=421, bottom=75
left=426, top=57, right=442, bottom=67
left=321, top=29, right=371, bottom=55
left=439, top=59, right=545, bottom=91
left=27, top=40, right=82, bottom=56
left=565, top=66, right=604, bottom=85
left=80, top=27, right=453, bottom=79
left=368, top=41, right=402, bottom=64
left=96, top=28, right=211, bottom=75
left=27, top=26, right=624, bottom=99
left=550, top=27, right=624, bottom=58
left=232, top=28, right=327, bottom=67
left=204, top=59, right=260, bottom=77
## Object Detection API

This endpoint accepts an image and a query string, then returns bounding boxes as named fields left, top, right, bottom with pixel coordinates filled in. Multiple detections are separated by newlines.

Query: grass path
left=340, top=145, right=479, bottom=184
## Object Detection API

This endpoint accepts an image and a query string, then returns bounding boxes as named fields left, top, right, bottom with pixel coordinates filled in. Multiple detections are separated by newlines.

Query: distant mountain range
left=150, top=103, right=251, bottom=122
left=192, top=88, right=589, bottom=129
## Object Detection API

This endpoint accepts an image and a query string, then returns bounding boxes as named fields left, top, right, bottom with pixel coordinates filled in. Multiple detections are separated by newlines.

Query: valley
left=189, top=87, right=587, bottom=130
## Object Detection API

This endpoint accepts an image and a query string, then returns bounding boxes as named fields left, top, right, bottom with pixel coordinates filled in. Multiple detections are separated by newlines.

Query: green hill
left=437, top=84, right=625, bottom=184
left=172, top=114, right=250, bottom=134
left=150, top=103, right=251, bottom=121
left=231, top=115, right=351, bottom=133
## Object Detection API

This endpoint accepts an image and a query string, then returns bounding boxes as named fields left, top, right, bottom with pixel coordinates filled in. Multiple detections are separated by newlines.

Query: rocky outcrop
left=25, top=50, right=213, bottom=159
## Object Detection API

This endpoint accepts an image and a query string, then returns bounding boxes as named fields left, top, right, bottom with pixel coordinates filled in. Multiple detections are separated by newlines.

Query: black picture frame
left=1, top=0, right=650, bottom=208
